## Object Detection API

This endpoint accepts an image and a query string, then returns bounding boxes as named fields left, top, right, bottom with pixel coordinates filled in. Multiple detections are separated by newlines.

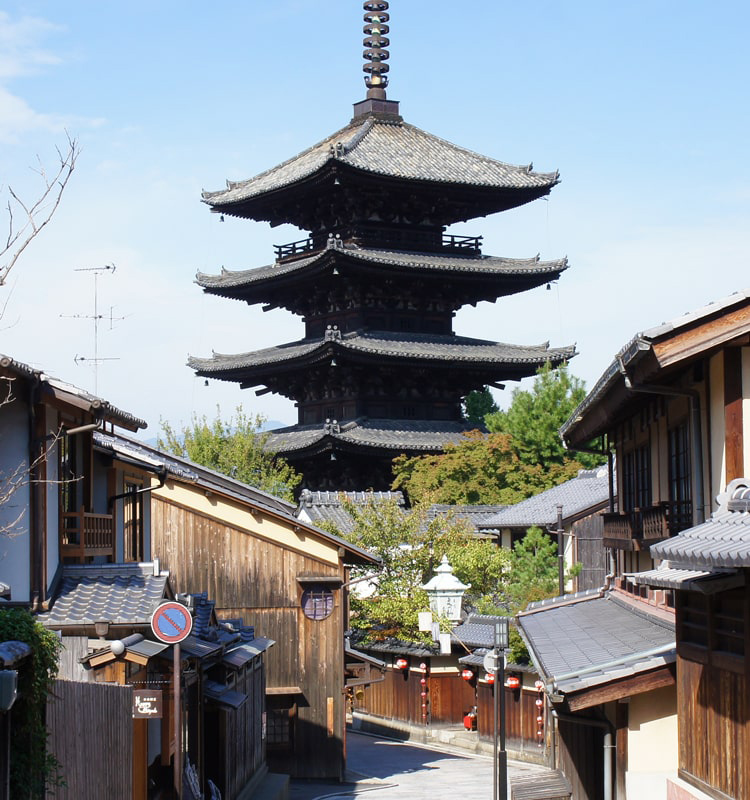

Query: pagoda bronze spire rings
left=363, top=1, right=390, bottom=99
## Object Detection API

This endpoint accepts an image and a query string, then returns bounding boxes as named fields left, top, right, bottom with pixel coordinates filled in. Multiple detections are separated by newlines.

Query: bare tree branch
left=0, top=133, right=79, bottom=287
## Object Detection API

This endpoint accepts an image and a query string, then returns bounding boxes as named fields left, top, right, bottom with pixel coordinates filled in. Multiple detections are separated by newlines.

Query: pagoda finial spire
left=363, top=2, right=390, bottom=100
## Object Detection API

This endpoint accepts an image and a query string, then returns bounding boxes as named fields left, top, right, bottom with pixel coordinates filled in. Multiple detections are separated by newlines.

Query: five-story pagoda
left=190, top=2, right=575, bottom=490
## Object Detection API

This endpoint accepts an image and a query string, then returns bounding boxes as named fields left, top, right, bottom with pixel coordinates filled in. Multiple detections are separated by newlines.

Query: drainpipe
left=618, top=359, right=706, bottom=525
left=551, top=709, right=614, bottom=800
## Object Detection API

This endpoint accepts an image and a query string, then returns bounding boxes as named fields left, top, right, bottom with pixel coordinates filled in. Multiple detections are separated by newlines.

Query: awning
left=630, top=565, right=744, bottom=594
left=204, top=679, right=247, bottom=709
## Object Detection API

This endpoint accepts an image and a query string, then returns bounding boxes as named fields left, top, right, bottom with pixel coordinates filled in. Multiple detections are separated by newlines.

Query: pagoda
left=190, top=2, right=575, bottom=490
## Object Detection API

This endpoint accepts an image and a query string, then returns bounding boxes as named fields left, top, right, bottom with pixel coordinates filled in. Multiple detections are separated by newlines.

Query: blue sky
left=1, top=1, right=748, bottom=436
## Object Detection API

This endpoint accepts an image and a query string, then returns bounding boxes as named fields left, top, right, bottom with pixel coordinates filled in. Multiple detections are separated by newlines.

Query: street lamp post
left=490, top=618, right=509, bottom=800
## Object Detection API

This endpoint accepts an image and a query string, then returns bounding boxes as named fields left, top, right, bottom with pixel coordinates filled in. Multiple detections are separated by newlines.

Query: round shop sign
left=151, top=601, right=193, bottom=644
left=483, top=651, right=500, bottom=675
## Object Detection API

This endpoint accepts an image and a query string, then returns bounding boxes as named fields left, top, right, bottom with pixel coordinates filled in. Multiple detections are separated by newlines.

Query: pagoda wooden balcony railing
left=60, top=507, right=115, bottom=562
left=602, top=501, right=694, bottom=549
left=274, top=237, right=316, bottom=261
left=273, top=232, right=484, bottom=262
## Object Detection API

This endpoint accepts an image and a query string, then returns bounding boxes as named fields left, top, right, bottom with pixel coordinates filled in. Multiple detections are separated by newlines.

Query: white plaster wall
left=626, top=685, right=678, bottom=799
left=742, top=347, right=750, bottom=481
left=0, top=392, right=31, bottom=600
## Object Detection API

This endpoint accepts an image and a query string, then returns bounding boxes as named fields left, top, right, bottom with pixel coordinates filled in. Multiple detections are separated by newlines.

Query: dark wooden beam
left=724, top=347, right=743, bottom=483
left=565, top=665, right=675, bottom=712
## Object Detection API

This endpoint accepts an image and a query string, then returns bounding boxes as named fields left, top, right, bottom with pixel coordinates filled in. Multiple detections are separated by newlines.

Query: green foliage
left=462, top=387, right=499, bottom=428
left=392, top=430, right=584, bottom=506
left=333, top=497, right=509, bottom=643
left=159, top=406, right=301, bottom=502
left=486, top=362, right=603, bottom=469
left=0, top=609, right=63, bottom=797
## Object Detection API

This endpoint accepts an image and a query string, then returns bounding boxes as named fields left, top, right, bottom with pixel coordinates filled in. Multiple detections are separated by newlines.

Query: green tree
left=392, top=430, right=585, bottom=506
left=486, top=362, right=603, bottom=469
left=507, top=526, right=561, bottom=610
left=328, top=496, right=510, bottom=643
left=462, top=387, right=499, bottom=428
left=0, top=609, right=63, bottom=797
left=159, top=406, right=301, bottom=502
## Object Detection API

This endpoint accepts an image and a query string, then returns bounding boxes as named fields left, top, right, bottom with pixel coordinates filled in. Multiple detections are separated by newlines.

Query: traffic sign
left=151, top=601, right=193, bottom=644
left=483, top=651, right=500, bottom=674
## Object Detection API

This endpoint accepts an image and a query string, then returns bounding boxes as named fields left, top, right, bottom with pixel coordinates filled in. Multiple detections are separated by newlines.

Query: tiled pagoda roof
left=196, top=245, right=568, bottom=296
left=265, top=418, right=477, bottom=456
left=202, top=114, right=558, bottom=222
left=188, top=332, right=576, bottom=381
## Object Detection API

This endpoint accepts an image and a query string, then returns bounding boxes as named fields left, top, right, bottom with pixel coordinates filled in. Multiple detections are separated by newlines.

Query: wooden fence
left=354, top=666, right=543, bottom=752
left=47, top=679, right=133, bottom=799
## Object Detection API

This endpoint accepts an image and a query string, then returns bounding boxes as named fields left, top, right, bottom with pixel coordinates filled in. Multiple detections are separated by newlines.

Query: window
left=301, top=585, right=335, bottom=621
left=622, top=444, right=651, bottom=511
left=123, top=477, right=144, bottom=562
left=668, top=422, right=692, bottom=533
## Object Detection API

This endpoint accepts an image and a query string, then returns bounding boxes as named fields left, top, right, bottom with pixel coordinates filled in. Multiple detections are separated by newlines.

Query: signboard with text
left=133, top=689, right=163, bottom=719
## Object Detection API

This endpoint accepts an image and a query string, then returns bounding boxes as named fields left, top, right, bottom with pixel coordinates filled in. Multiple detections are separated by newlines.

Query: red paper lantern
left=535, top=698, right=544, bottom=707
left=486, top=672, right=495, bottom=683
left=419, top=662, right=428, bottom=671
left=395, top=658, right=408, bottom=670
left=534, top=680, right=545, bottom=691
left=420, top=677, right=427, bottom=685
left=505, top=675, right=521, bottom=690
left=461, top=669, right=474, bottom=681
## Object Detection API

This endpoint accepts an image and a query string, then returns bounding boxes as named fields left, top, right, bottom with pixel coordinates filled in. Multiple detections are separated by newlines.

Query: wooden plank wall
left=47, top=679, right=133, bottom=799
left=556, top=717, right=604, bottom=800
left=354, top=666, right=540, bottom=751
left=572, top=514, right=607, bottom=592
left=151, top=496, right=345, bottom=780
left=678, top=657, right=749, bottom=799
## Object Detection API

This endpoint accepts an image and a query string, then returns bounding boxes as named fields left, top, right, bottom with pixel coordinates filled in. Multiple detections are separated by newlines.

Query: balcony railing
left=603, top=501, right=694, bottom=549
left=274, top=237, right=316, bottom=261
left=60, top=507, right=115, bottom=562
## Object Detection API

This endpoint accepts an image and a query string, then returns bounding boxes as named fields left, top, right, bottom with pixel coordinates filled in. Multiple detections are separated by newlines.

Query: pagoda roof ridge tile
left=188, top=332, right=577, bottom=373
left=195, top=249, right=568, bottom=290
left=202, top=115, right=558, bottom=208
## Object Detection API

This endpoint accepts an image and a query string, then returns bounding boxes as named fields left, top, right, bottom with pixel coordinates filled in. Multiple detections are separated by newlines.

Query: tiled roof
left=481, top=466, right=611, bottom=529
left=452, top=614, right=510, bottom=649
left=196, top=247, right=568, bottom=290
left=202, top=116, right=558, bottom=207
left=267, top=418, right=476, bottom=454
left=41, top=563, right=169, bottom=627
left=189, top=332, right=576, bottom=375
left=297, top=489, right=406, bottom=534
left=650, top=478, right=750, bottom=568
left=425, top=504, right=507, bottom=532
left=0, top=354, right=146, bottom=432
left=561, top=289, right=750, bottom=446
left=517, top=590, right=675, bottom=696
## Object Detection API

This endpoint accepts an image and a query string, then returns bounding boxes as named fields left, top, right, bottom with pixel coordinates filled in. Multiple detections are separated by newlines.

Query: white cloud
left=0, top=12, right=63, bottom=79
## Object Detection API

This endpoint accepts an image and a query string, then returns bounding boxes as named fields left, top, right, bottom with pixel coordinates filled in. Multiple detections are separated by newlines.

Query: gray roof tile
left=196, top=247, right=568, bottom=290
left=482, top=466, right=611, bottom=529
left=189, top=332, right=576, bottom=375
left=297, top=490, right=406, bottom=534
left=518, top=591, right=675, bottom=695
left=42, top=563, right=169, bottom=627
left=650, top=478, right=750, bottom=568
left=202, top=117, right=558, bottom=207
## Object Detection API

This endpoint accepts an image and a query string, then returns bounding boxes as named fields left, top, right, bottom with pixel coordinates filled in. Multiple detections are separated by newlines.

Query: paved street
left=290, top=731, right=549, bottom=800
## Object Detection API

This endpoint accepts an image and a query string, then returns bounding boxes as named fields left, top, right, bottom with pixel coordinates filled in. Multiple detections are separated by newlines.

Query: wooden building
left=190, top=1, right=575, bottom=489
left=560, top=289, right=750, bottom=799
left=94, top=433, right=380, bottom=780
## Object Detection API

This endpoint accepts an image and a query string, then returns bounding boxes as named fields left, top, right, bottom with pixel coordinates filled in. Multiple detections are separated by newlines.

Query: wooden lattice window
left=301, top=586, right=334, bottom=621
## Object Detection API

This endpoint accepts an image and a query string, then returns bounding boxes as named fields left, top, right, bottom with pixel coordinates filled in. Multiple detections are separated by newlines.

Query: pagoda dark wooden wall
left=150, top=492, right=348, bottom=781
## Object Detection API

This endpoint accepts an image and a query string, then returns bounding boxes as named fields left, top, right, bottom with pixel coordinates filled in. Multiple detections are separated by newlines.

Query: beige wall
left=626, top=684, right=678, bottom=798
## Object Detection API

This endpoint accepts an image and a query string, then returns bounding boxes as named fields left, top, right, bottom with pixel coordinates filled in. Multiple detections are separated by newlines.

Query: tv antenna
left=60, top=263, right=125, bottom=394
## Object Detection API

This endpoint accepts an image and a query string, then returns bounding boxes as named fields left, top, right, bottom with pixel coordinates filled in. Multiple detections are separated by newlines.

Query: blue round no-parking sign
left=150, top=601, right=193, bottom=644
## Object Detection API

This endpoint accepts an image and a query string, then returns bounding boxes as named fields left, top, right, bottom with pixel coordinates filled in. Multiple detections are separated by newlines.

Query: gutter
left=551, top=709, right=614, bottom=800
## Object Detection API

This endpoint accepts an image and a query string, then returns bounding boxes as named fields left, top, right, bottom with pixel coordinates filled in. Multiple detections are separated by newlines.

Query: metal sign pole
left=499, top=648, right=507, bottom=800
left=173, top=642, right=181, bottom=799
left=493, top=651, right=498, bottom=800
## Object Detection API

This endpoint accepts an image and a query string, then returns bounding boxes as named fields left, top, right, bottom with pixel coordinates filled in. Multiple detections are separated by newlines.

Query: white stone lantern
left=422, top=555, right=470, bottom=622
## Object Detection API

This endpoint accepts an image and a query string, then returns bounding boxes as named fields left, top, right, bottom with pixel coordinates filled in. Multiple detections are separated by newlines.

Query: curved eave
left=189, top=335, right=577, bottom=387
left=196, top=249, right=569, bottom=300
left=266, top=419, right=475, bottom=458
